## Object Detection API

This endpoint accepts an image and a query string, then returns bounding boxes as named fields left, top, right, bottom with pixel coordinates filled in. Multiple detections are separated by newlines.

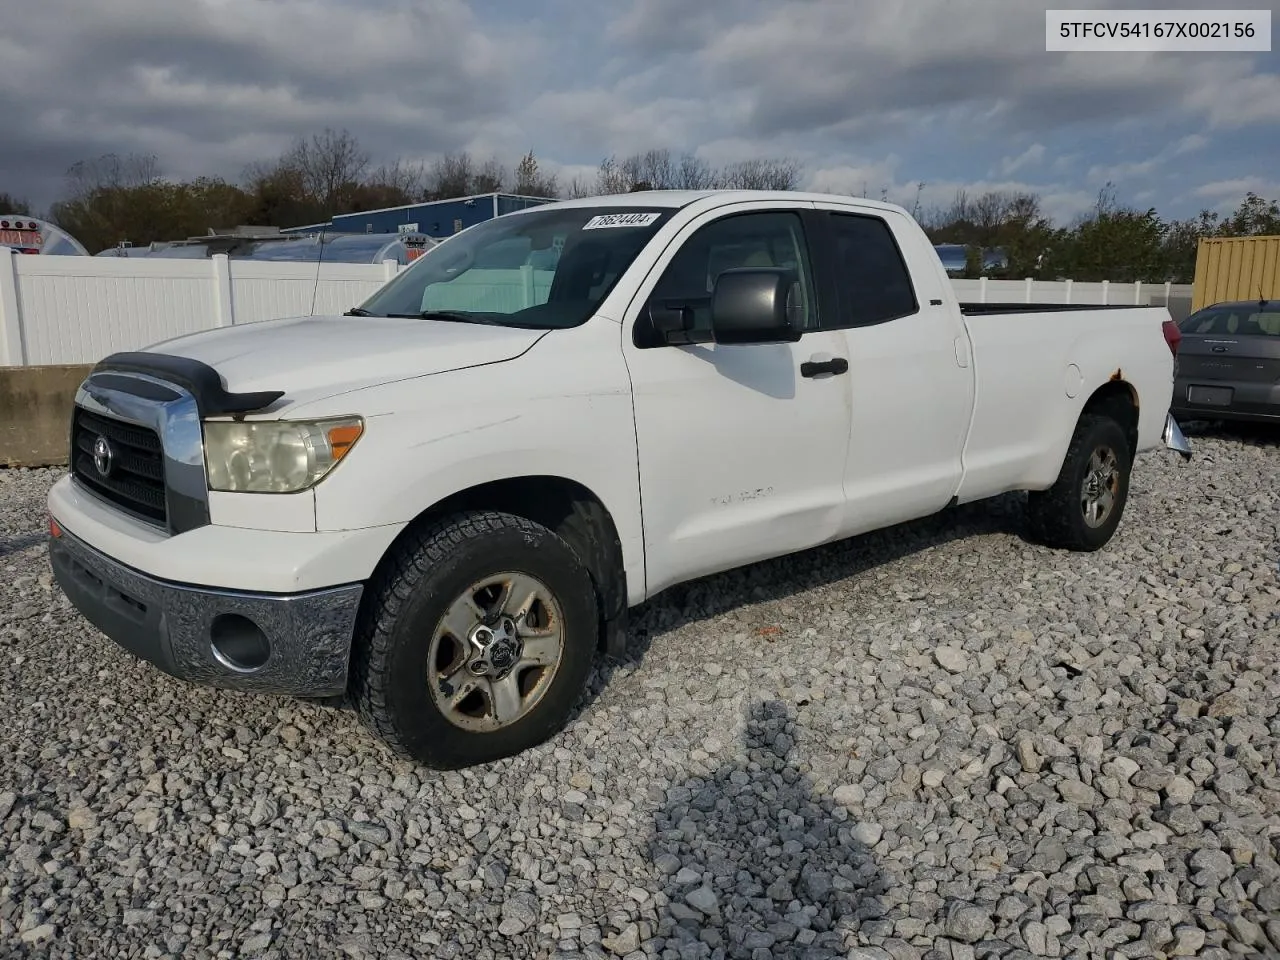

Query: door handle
left=800, top=356, right=849, bottom=378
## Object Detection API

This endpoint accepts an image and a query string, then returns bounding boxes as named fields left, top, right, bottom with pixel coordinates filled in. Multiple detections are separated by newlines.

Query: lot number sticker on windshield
left=582, top=213, right=661, bottom=229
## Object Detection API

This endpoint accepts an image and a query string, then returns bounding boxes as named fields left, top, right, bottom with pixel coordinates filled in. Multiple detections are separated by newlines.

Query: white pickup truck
left=47, top=190, right=1192, bottom=768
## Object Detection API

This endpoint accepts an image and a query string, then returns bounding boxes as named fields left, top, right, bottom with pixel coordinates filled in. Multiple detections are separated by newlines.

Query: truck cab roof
left=520, top=189, right=909, bottom=216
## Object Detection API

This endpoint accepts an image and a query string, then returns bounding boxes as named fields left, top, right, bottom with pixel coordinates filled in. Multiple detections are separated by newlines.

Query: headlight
left=203, top=417, right=364, bottom=493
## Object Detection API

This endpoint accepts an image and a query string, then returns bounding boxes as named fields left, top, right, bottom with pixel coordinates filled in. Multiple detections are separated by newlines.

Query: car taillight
left=1161, top=319, right=1181, bottom=356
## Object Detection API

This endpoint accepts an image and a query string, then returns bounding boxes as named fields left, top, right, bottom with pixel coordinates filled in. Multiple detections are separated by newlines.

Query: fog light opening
left=210, top=614, right=272, bottom=672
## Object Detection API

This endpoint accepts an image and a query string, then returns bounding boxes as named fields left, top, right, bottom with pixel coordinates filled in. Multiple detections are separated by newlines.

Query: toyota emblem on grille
left=92, top=436, right=115, bottom=477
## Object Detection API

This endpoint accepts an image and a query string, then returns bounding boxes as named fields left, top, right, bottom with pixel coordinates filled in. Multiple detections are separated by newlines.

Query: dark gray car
left=1171, top=300, right=1280, bottom=423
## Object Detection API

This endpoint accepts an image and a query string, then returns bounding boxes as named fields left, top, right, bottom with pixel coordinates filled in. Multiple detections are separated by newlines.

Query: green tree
left=1160, top=210, right=1220, bottom=283
left=1047, top=187, right=1169, bottom=283
left=1219, top=192, right=1280, bottom=236
left=48, top=154, right=259, bottom=252
left=0, top=192, right=32, bottom=215
left=512, top=151, right=558, bottom=197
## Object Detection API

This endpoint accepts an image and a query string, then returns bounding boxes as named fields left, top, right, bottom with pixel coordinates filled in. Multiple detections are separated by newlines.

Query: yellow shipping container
left=1191, top=235, right=1280, bottom=311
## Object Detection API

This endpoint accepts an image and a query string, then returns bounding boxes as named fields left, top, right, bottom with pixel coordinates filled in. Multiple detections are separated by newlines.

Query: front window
left=355, top=206, right=674, bottom=329
left=645, top=210, right=817, bottom=337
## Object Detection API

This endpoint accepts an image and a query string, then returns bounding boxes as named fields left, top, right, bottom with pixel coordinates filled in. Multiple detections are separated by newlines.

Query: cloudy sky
left=2, top=0, right=1277, bottom=224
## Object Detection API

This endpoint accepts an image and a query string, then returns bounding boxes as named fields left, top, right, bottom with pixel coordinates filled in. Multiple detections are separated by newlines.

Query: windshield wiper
left=381, top=310, right=504, bottom=324
left=344, top=307, right=374, bottom=316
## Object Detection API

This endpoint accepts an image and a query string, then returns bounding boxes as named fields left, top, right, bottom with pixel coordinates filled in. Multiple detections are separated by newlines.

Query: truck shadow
left=647, top=699, right=890, bottom=958
left=0, top=532, right=44, bottom=559
left=598, top=490, right=1029, bottom=682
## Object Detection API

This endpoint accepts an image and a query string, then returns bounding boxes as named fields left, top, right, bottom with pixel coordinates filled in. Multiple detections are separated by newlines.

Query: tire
left=351, top=509, right=598, bottom=769
left=1027, top=413, right=1132, bottom=552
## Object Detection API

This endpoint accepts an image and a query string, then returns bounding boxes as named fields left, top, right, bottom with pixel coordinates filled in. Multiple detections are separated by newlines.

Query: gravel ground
left=2, top=425, right=1278, bottom=960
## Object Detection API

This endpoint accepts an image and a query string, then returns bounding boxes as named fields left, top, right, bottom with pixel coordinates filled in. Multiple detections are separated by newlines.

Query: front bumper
left=49, top=523, right=363, bottom=697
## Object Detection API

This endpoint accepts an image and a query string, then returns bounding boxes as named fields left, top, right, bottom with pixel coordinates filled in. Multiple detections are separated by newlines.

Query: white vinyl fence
left=0, top=249, right=1195, bottom=366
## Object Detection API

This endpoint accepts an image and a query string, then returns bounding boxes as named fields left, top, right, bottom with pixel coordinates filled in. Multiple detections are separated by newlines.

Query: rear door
left=808, top=202, right=976, bottom=536
left=1176, top=306, right=1280, bottom=412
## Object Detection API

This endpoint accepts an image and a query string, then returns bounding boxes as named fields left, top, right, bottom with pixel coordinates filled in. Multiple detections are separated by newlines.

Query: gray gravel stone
left=1164, top=776, right=1196, bottom=805
left=934, top=646, right=970, bottom=673
left=602, top=923, right=641, bottom=955
left=1057, top=779, right=1099, bottom=809
left=346, top=819, right=391, bottom=845
left=945, top=903, right=993, bottom=943
left=1016, top=740, right=1042, bottom=774
left=2, top=432, right=1278, bottom=959
left=853, top=822, right=884, bottom=846
left=21, top=925, right=56, bottom=944
left=833, top=784, right=866, bottom=807
left=684, top=886, right=719, bottom=916
left=1170, top=925, right=1207, bottom=956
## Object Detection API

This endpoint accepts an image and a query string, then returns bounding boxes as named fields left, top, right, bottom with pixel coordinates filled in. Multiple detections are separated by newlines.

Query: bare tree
left=719, top=158, right=802, bottom=191
left=366, top=159, right=426, bottom=200
left=471, top=157, right=507, bottom=194
left=971, top=191, right=1009, bottom=237
left=595, top=156, right=632, bottom=194
left=1094, top=181, right=1121, bottom=216
left=282, top=128, right=370, bottom=209
left=676, top=153, right=716, bottom=190
left=65, top=153, right=163, bottom=195
left=637, top=149, right=676, bottom=189
left=1005, top=192, right=1043, bottom=224
left=429, top=153, right=474, bottom=199
left=565, top=174, right=594, bottom=199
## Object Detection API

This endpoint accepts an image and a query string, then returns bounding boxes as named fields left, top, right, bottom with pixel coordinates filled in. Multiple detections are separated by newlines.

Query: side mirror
left=710, top=268, right=802, bottom=344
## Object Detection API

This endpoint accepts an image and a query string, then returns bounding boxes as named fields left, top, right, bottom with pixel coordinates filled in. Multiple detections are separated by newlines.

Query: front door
left=621, top=203, right=853, bottom=597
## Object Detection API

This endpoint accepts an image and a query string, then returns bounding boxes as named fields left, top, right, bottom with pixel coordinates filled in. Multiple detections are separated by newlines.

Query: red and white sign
left=0, top=219, right=43, bottom=253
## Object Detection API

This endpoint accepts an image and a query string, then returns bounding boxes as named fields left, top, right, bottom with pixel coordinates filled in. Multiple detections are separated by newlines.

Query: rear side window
left=825, top=213, right=918, bottom=327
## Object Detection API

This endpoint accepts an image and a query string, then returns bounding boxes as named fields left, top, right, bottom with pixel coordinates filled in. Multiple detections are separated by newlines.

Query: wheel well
left=1082, top=379, right=1139, bottom=457
left=376, top=476, right=627, bottom=652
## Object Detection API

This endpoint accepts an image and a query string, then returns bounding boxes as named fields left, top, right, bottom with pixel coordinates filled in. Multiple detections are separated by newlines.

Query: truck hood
left=143, top=315, right=547, bottom=407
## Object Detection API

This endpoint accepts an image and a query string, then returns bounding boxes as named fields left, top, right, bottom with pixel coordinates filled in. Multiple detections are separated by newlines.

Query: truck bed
left=953, top=303, right=1174, bottom=504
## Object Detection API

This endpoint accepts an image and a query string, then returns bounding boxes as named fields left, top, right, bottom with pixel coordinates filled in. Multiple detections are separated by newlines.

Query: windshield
left=1179, top=306, right=1280, bottom=336
left=355, top=206, right=675, bottom=329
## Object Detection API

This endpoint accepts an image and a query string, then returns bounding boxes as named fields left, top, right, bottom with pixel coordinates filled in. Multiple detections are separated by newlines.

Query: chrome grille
left=71, top=407, right=167, bottom=526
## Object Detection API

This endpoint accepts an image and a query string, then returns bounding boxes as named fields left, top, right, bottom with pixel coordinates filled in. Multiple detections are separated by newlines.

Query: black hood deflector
left=91, top=351, right=285, bottom=417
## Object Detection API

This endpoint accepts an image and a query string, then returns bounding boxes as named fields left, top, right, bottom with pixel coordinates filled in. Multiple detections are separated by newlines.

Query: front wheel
left=1027, top=413, right=1132, bottom=551
left=351, top=510, right=599, bottom=768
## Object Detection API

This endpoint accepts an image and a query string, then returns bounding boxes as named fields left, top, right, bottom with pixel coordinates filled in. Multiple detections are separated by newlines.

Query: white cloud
left=1, top=0, right=1275, bottom=224
left=806, top=161, right=1098, bottom=223
left=998, top=144, right=1047, bottom=177
left=1184, top=69, right=1280, bottom=128
left=1086, top=158, right=1159, bottom=184
left=1193, top=177, right=1280, bottom=200
left=1173, top=134, right=1207, bottom=155
left=805, top=159, right=903, bottom=198
left=0, top=0, right=535, bottom=204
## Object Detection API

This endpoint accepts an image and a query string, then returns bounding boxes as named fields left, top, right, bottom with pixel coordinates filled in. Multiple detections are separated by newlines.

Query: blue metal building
left=283, top=193, right=556, bottom=239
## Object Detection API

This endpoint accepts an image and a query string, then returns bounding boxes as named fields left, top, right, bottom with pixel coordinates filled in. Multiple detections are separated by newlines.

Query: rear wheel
left=351, top=510, right=599, bottom=768
left=1027, top=413, right=1132, bottom=551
